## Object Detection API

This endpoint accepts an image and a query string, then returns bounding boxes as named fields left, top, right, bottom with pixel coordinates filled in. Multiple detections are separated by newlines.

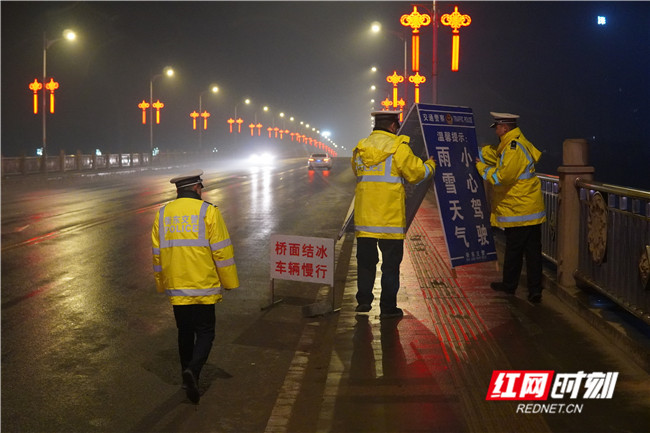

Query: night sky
left=2, top=1, right=649, bottom=188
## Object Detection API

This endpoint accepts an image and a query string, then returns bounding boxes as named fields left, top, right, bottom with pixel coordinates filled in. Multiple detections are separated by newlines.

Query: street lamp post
left=149, top=66, right=174, bottom=155
left=249, top=104, right=269, bottom=137
left=234, top=98, right=251, bottom=120
left=233, top=98, right=251, bottom=135
left=401, top=5, right=432, bottom=104
left=41, top=29, right=76, bottom=171
left=432, top=1, right=438, bottom=104
left=198, top=85, right=219, bottom=152
left=370, top=22, right=407, bottom=109
left=254, top=104, right=269, bottom=123
left=414, top=1, right=439, bottom=103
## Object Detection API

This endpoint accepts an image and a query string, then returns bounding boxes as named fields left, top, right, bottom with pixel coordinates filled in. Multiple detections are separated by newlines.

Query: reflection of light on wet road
left=2, top=202, right=164, bottom=252
left=250, top=167, right=273, bottom=215
left=308, top=169, right=330, bottom=182
left=1, top=280, right=58, bottom=309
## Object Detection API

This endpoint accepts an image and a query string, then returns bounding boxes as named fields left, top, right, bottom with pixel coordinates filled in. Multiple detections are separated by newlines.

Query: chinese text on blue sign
left=413, top=103, right=497, bottom=268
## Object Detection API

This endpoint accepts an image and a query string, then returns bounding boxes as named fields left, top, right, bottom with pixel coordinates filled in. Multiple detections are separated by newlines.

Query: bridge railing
left=0, top=151, right=212, bottom=176
left=0, top=152, right=152, bottom=175
left=536, top=170, right=650, bottom=323
left=530, top=139, right=650, bottom=325
left=574, top=179, right=650, bottom=321
left=539, top=174, right=560, bottom=264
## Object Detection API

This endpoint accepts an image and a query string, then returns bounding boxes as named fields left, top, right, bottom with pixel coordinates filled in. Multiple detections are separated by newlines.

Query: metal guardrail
left=574, top=179, right=650, bottom=322
left=539, top=174, right=559, bottom=265
left=498, top=173, right=649, bottom=324
left=0, top=152, right=210, bottom=176
left=1, top=152, right=151, bottom=175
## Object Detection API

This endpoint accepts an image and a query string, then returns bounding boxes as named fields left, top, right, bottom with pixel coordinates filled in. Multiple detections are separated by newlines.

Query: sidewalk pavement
left=265, top=191, right=650, bottom=433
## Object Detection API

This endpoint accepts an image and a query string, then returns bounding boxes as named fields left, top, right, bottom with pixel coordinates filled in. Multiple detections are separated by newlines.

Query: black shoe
left=355, top=304, right=371, bottom=312
left=379, top=308, right=403, bottom=319
left=528, top=293, right=542, bottom=304
left=490, top=282, right=515, bottom=294
left=182, top=369, right=200, bottom=404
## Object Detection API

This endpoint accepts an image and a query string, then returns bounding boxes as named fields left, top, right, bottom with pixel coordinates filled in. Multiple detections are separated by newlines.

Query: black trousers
left=503, top=224, right=543, bottom=295
left=173, top=304, right=216, bottom=379
left=356, top=237, right=404, bottom=312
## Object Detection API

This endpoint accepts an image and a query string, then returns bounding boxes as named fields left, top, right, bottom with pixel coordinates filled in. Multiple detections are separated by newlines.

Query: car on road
left=307, top=153, right=332, bottom=170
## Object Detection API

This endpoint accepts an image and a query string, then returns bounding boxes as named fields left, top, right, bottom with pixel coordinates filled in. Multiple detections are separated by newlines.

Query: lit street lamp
left=370, top=22, right=407, bottom=108
left=234, top=98, right=251, bottom=120
left=229, top=98, right=250, bottom=134
left=41, top=29, right=76, bottom=171
left=149, top=66, right=174, bottom=154
left=198, top=84, right=219, bottom=151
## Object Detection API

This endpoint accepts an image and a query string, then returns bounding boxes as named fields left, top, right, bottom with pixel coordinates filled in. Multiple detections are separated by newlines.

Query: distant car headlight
left=249, top=152, right=274, bottom=164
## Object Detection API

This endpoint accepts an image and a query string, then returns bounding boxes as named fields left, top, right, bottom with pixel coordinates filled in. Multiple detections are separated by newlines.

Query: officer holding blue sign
left=352, top=110, right=436, bottom=318
left=475, top=113, right=546, bottom=303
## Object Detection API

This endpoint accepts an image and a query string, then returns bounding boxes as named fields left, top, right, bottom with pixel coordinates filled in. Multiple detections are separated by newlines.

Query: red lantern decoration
left=29, top=79, right=43, bottom=114
left=381, top=98, right=393, bottom=110
left=201, top=111, right=210, bottom=130
left=190, top=111, right=200, bottom=130
left=152, top=100, right=164, bottom=124
left=44, top=78, right=59, bottom=113
left=440, top=5, right=472, bottom=71
left=138, top=100, right=150, bottom=124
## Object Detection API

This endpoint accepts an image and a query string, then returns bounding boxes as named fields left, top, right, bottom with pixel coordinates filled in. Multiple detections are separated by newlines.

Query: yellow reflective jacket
left=152, top=195, right=239, bottom=305
left=351, top=130, right=436, bottom=239
left=475, top=127, right=546, bottom=228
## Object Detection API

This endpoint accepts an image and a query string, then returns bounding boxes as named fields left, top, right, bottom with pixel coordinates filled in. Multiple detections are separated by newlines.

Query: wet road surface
left=1, top=157, right=355, bottom=432
left=3, top=156, right=650, bottom=433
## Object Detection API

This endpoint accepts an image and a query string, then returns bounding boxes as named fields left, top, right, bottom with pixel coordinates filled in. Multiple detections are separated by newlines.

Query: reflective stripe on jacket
left=475, top=127, right=546, bottom=228
left=351, top=130, right=435, bottom=239
left=152, top=197, right=239, bottom=305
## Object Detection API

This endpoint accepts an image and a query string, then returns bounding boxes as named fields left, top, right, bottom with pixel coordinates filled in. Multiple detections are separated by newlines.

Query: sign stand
left=267, top=234, right=337, bottom=316
left=261, top=278, right=284, bottom=311
left=338, top=198, right=355, bottom=240
left=302, top=281, right=340, bottom=318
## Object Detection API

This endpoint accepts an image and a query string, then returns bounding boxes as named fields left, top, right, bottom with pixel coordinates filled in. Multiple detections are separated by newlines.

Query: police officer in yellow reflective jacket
left=152, top=169, right=239, bottom=404
left=475, top=112, right=546, bottom=304
left=351, top=110, right=436, bottom=319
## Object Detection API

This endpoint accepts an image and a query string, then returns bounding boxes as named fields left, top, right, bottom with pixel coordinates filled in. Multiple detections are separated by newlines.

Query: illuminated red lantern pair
left=138, top=99, right=164, bottom=124
left=190, top=111, right=211, bottom=130
left=28, top=78, right=59, bottom=114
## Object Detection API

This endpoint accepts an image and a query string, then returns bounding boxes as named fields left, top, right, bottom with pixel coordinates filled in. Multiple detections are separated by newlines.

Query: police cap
left=371, top=110, right=401, bottom=124
left=489, top=112, right=520, bottom=128
left=170, top=169, right=204, bottom=189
